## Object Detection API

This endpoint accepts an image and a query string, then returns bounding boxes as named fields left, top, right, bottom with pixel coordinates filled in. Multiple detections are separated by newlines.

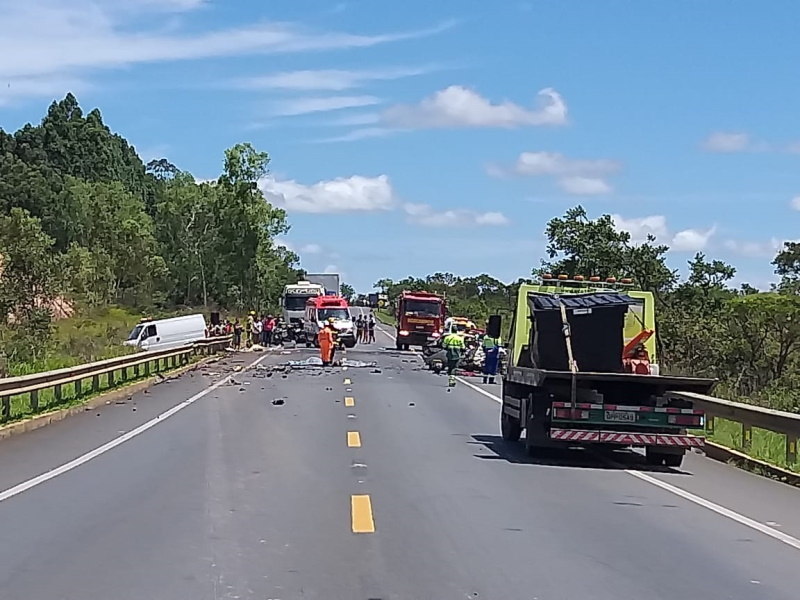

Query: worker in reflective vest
left=482, top=333, right=501, bottom=384
left=441, top=331, right=465, bottom=387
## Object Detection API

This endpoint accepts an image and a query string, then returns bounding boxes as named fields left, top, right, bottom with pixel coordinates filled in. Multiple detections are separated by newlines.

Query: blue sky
left=1, top=0, right=798, bottom=292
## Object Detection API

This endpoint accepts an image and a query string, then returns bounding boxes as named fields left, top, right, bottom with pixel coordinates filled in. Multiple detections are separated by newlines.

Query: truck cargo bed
left=505, top=365, right=716, bottom=395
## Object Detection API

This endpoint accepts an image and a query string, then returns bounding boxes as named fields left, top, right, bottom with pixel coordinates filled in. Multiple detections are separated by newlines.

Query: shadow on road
left=469, top=434, right=691, bottom=476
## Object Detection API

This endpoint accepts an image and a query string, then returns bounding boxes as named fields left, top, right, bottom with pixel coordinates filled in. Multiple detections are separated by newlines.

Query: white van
left=124, top=314, right=207, bottom=351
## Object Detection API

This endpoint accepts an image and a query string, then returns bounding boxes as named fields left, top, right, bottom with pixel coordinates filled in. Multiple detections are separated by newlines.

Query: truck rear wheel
left=500, top=413, right=522, bottom=442
left=645, top=447, right=685, bottom=468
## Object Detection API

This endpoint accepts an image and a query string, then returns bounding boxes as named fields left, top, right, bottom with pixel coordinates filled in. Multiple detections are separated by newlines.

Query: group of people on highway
left=440, top=324, right=502, bottom=387
left=355, top=313, right=376, bottom=344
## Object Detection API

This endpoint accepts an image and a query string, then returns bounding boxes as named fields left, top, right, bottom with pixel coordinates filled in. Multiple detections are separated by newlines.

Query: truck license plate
left=605, top=410, right=636, bottom=423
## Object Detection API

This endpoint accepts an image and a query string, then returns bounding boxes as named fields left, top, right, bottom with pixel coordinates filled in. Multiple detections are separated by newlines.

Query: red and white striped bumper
left=550, top=428, right=704, bottom=448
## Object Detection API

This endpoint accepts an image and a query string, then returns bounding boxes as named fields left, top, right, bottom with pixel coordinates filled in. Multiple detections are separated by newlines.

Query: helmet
left=249, top=310, right=256, bottom=315
left=327, top=317, right=336, bottom=323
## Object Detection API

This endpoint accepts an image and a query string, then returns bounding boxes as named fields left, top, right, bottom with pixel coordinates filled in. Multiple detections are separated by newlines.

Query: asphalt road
left=0, top=337, right=799, bottom=599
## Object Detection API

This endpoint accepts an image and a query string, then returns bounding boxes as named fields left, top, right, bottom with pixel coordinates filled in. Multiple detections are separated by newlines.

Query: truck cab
left=497, top=275, right=716, bottom=468
left=304, top=295, right=357, bottom=348
left=395, top=291, right=446, bottom=350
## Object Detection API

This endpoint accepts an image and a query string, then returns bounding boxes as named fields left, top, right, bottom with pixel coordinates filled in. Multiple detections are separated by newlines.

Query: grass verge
left=375, top=309, right=396, bottom=327
left=702, top=418, right=799, bottom=474
left=4, top=352, right=207, bottom=424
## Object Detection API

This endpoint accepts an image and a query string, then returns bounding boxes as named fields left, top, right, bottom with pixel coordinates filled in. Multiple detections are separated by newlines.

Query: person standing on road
left=442, top=330, right=465, bottom=387
left=233, top=319, right=243, bottom=350
left=264, top=315, right=275, bottom=346
left=481, top=330, right=501, bottom=384
left=355, top=315, right=364, bottom=344
left=318, top=321, right=334, bottom=366
left=368, top=314, right=376, bottom=344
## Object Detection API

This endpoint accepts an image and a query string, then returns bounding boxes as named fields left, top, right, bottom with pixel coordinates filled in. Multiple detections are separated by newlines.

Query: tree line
left=0, top=94, right=303, bottom=369
left=376, top=206, right=800, bottom=412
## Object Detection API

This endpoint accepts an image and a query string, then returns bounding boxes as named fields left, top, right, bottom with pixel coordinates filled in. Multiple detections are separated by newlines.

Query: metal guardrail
left=0, top=336, right=232, bottom=422
left=672, top=391, right=800, bottom=466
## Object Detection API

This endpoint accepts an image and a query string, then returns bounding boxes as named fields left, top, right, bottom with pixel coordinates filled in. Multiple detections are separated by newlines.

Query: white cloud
left=489, top=151, right=620, bottom=195
left=557, top=176, right=612, bottom=195
left=260, top=174, right=397, bottom=213
left=0, top=2, right=454, bottom=102
left=403, top=203, right=509, bottom=227
left=323, top=264, right=339, bottom=274
left=723, top=238, right=785, bottom=258
left=611, top=214, right=669, bottom=243
left=790, top=196, right=800, bottom=211
left=239, top=65, right=437, bottom=91
left=270, top=95, right=380, bottom=116
left=671, top=226, right=716, bottom=252
left=383, top=86, right=567, bottom=129
left=507, top=151, right=619, bottom=177
left=787, top=142, right=800, bottom=154
left=701, top=132, right=750, bottom=152
left=0, top=75, right=90, bottom=106
left=300, top=243, right=322, bottom=254
left=612, top=214, right=716, bottom=251
left=312, top=127, right=397, bottom=143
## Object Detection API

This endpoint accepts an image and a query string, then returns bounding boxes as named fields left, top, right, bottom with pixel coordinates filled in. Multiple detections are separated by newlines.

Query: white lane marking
left=625, top=469, right=800, bottom=550
left=455, top=376, right=501, bottom=403
left=447, top=372, right=800, bottom=552
left=0, top=352, right=272, bottom=504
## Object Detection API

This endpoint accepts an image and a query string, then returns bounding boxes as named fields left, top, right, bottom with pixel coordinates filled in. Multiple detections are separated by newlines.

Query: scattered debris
left=239, top=387, right=246, bottom=392
left=371, top=369, right=382, bottom=374
left=233, top=366, right=243, bottom=372
left=409, top=402, right=415, bottom=406
left=271, top=398, right=286, bottom=405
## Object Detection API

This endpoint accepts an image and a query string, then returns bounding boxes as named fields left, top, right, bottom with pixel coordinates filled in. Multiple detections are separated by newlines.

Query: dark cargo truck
left=495, top=277, right=716, bottom=468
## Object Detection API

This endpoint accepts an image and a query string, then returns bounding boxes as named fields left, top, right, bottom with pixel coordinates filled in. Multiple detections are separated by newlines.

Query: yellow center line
left=347, top=431, right=362, bottom=447
left=343, top=378, right=352, bottom=385
left=351, top=494, right=375, bottom=533
left=344, top=396, right=355, bottom=407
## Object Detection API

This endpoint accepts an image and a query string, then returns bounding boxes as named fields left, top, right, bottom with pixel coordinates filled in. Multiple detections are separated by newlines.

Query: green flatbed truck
left=494, top=277, right=716, bottom=468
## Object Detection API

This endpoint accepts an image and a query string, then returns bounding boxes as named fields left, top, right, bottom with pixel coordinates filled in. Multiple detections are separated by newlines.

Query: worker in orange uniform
left=318, top=317, right=338, bottom=366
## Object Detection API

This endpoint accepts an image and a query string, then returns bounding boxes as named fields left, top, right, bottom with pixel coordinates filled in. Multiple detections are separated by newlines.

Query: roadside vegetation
left=1, top=94, right=303, bottom=375
left=375, top=205, right=800, bottom=415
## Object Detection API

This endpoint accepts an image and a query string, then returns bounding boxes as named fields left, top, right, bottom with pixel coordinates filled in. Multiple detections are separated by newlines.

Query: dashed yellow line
left=347, top=431, right=362, bottom=447
left=351, top=494, right=375, bottom=533
left=343, top=378, right=352, bottom=385
left=344, top=396, right=355, bottom=407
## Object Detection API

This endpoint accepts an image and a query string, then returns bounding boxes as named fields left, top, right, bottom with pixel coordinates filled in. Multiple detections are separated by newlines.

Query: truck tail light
left=553, top=408, right=590, bottom=420
left=668, top=414, right=703, bottom=427
left=399, top=330, right=410, bottom=336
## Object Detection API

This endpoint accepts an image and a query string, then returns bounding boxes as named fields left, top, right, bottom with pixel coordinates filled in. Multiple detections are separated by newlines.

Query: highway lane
left=0, top=342, right=799, bottom=598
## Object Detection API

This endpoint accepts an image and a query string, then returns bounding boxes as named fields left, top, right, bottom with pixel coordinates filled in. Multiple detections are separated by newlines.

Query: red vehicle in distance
left=395, top=291, right=446, bottom=350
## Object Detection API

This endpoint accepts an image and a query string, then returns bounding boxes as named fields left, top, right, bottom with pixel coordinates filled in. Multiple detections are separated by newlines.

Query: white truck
left=282, top=281, right=326, bottom=339
left=305, top=273, right=340, bottom=296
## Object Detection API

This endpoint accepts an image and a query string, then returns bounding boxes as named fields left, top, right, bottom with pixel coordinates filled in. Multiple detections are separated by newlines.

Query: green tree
left=340, top=283, right=355, bottom=302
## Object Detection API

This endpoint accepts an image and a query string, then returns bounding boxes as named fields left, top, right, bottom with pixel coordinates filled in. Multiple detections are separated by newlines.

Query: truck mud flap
left=549, top=429, right=704, bottom=448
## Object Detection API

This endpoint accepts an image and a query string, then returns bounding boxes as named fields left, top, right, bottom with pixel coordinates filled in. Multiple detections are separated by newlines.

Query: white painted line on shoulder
left=456, top=376, right=501, bottom=403
left=455, top=377, right=800, bottom=552
left=625, top=469, right=800, bottom=550
left=0, top=352, right=272, bottom=504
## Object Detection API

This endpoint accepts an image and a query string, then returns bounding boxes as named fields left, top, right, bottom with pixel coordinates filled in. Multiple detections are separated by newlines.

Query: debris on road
left=271, top=398, right=286, bottom=406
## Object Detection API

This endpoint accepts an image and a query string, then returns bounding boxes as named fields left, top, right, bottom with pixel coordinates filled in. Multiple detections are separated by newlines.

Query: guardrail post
left=30, top=389, right=39, bottom=411
left=787, top=436, right=798, bottom=465
left=54, top=384, right=62, bottom=404
left=1, top=396, right=9, bottom=421
left=741, top=423, right=752, bottom=452
left=133, top=363, right=140, bottom=378
left=92, top=374, right=100, bottom=392
left=108, top=369, right=115, bottom=388
left=75, top=378, right=82, bottom=397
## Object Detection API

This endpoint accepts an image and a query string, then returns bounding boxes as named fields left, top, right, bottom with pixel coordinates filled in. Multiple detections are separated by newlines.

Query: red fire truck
left=395, top=291, right=446, bottom=350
